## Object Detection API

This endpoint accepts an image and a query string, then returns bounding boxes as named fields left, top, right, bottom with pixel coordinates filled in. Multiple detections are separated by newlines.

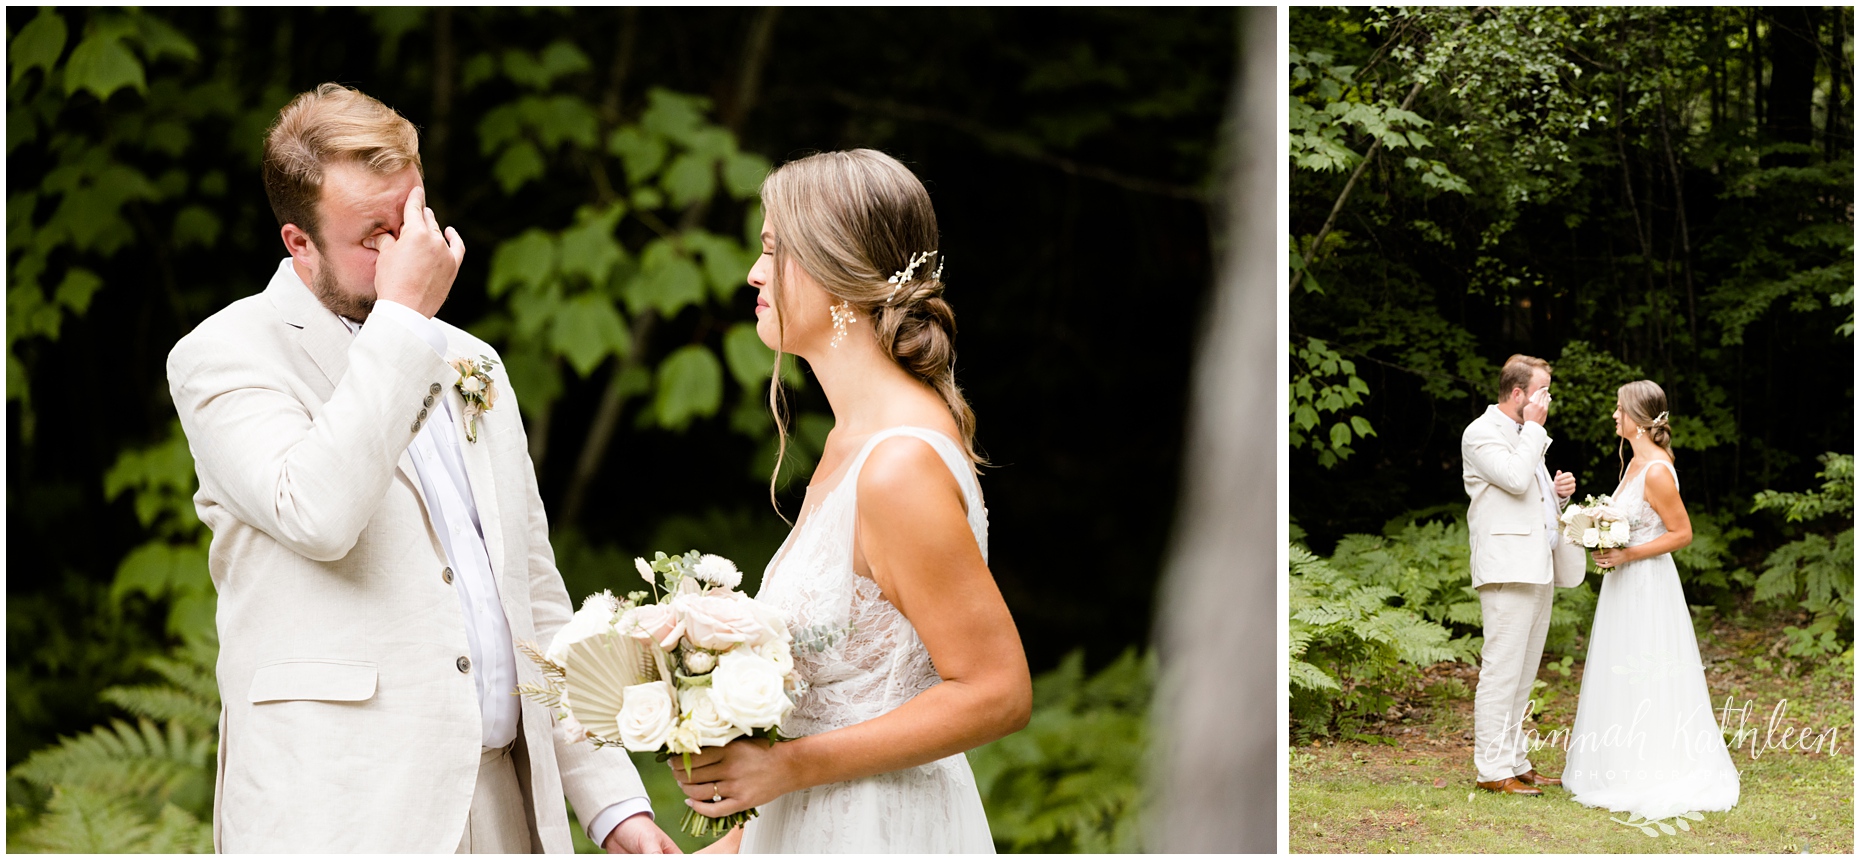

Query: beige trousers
left=456, top=745, right=533, bottom=854
left=1473, top=580, right=1554, bottom=783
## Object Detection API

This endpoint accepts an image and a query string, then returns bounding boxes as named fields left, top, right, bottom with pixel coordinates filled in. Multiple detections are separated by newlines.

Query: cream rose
left=619, top=603, right=683, bottom=651
left=617, top=681, right=676, bottom=752
left=676, top=594, right=766, bottom=651
left=1607, top=519, right=1631, bottom=544
left=547, top=591, right=621, bottom=665
left=1582, top=527, right=1601, bottom=547
left=679, top=685, right=746, bottom=748
left=729, top=591, right=792, bottom=645
left=710, top=651, right=792, bottom=731
left=754, top=638, right=795, bottom=676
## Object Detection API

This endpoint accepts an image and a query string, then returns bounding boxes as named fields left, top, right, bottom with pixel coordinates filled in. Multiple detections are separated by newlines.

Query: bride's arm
left=668, top=437, right=1033, bottom=816
left=1602, top=466, right=1692, bottom=566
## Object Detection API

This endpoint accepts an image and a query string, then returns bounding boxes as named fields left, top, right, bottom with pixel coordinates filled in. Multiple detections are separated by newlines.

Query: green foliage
left=1288, top=336, right=1374, bottom=468
left=7, top=637, right=219, bottom=853
left=968, top=649, right=1150, bottom=853
left=1750, top=454, right=1855, bottom=657
left=1288, top=537, right=1480, bottom=741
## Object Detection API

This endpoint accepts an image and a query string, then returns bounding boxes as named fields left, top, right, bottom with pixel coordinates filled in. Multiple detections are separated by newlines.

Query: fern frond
left=100, top=685, right=219, bottom=733
left=143, top=803, right=213, bottom=853
left=9, top=719, right=213, bottom=812
left=11, top=786, right=154, bottom=853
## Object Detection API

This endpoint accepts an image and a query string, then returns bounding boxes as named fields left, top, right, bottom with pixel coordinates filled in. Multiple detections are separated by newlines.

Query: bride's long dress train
left=1564, top=459, right=1740, bottom=819
left=738, top=426, right=996, bottom=853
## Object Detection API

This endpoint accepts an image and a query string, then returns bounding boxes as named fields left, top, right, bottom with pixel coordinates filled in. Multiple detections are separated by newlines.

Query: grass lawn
left=1291, top=616, right=1855, bottom=853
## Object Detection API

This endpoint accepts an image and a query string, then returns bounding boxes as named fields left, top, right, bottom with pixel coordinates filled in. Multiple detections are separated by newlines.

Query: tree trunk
left=1149, top=6, right=1273, bottom=853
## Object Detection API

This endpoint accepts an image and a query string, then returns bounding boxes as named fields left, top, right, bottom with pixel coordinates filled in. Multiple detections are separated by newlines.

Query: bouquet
left=1559, top=494, right=1634, bottom=552
left=518, top=550, right=797, bottom=838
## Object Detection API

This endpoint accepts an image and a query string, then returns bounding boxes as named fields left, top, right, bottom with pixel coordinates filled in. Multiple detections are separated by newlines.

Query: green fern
left=7, top=636, right=219, bottom=853
left=968, top=648, right=1152, bottom=853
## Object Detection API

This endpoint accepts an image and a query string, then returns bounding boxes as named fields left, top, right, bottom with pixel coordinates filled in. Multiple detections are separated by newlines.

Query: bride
left=666, top=149, right=1032, bottom=853
left=1564, top=380, right=1740, bottom=820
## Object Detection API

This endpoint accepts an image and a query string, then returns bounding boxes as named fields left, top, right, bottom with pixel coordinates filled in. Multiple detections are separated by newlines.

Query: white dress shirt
left=344, top=296, right=651, bottom=843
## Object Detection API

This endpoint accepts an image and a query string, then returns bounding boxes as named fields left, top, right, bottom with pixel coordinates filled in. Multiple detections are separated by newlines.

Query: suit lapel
left=442, top=336, right=510, bottom=601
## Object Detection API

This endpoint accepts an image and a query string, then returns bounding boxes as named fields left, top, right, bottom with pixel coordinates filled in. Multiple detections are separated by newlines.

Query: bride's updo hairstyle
left=758, top=150, right=981, bottom=497
left=1616, top=379, right=1673, bottom=477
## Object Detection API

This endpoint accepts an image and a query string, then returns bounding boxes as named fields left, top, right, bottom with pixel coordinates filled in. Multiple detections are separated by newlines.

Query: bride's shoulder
left=856, top=433, right=963, bottom=501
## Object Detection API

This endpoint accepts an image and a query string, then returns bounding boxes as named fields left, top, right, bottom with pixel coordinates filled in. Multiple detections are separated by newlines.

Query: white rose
left=462, top=375, right=485, bottom=395
left=709, top=651, right=793, bottom=731
left=754, top=639, right=795, bottom=676
left=616, top=682, right=676, bottom=752
left=665, top=721, right=702, bottom=755
left=676, top=594, right=766, bottom=651
left=731, top=592, right=791, bottom=645
left=1582, top=527, right=1600, bottom=548
left=691, top=554, right=743, bottom=589
left=679, top=686, right=746, bottom=748
left=547, top=591, right=622, bottom=665
left=1608, top=520, right=1631, bottom=544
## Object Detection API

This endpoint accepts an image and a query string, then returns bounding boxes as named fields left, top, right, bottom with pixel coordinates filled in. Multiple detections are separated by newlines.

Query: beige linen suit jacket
left=168, top=264, right=645, bottom=852
left=1461, top=404, right=1584, bottom=589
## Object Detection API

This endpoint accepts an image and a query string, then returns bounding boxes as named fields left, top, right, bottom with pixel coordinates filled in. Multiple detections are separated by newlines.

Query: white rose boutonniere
left=450, top=355, right=499, bottom=442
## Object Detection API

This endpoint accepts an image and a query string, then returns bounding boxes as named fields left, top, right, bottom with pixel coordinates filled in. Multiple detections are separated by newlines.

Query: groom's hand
left=371, top=185, right=465, bottom=318
left=1523, top=389, right=1550, bottom=426
left=1553, top=470, right=1575, bottom=499
left=603, top=812, right=682, bottom=854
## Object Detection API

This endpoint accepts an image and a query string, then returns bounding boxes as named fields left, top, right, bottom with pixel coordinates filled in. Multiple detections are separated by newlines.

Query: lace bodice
left=756, top=427, right=989, bottom=737
left=1613, top=459, right=1676, bottom=548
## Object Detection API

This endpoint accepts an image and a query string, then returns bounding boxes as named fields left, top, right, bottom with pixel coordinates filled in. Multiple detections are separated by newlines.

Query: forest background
left=1287, top=3, right=1853, bottom=761
left=4, top=7, right=1239, bottom=852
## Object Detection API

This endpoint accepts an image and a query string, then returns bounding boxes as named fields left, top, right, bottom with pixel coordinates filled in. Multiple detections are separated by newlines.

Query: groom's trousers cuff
left=588, top=797, right=655, bottom=846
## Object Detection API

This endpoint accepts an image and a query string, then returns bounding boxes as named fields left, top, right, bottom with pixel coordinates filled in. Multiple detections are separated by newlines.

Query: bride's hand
left=666, top=738, right=796, bottom=820
left=1592, top=548, right=1632, bottom=570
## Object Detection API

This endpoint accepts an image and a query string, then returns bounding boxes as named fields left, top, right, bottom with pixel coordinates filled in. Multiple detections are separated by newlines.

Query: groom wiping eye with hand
left=167, top=83, right=679, bottom=853
left=1460, top=354, right=1586, bottom=797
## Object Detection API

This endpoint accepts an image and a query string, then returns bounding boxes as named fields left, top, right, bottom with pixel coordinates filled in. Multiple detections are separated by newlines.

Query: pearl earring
left=829, top=300, right=856, bottom=348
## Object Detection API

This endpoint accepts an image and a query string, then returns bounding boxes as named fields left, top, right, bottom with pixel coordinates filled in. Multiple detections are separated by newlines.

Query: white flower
left=691, top=554, right=743, bottom=589
left=675, top=594, right=767, bottom=651
left=710, top=651, right=792, bottom=731
left=684, top=650, right=717, bottom=675
left=679, top=686, right=746, bottom=748
left=665, top=721, right=702, bottom=755
left=1608, top=520, right=1631, bottom=544
left=1560, top=506, right=1581, bottom=526
left=635, top=557, right=656, bottom=586
left=754, top=638, right=794, bottom=676
left=729, top=591, right=792, bottom=645
left=1582, top=527, right=1600, bottom=548
left=617, top=681, right=676, bottom=752
left=462, top=375, right=485, bottom=395
left=547, top=591, right=622, bottom=665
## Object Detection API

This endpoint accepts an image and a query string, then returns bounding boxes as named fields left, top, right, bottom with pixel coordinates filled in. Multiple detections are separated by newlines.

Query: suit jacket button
left=417, top=407, right=428, bottom=422
left=431, top=382, right=442, bottom=394
left=442, top=566, right=454, bottom=584
left=423, top=394, right=435, bottom=407
left=410, top=420, right=421, bottom=433
left=457, top=656, right=471, bottom=673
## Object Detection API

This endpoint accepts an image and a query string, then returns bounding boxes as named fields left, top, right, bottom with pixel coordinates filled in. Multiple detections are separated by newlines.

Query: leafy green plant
left=1289, top=540, right=1478, bottom=741
left=1751, top=453, right=1855, bottom=657
left=968, top=648, right=1151, bottom=853
left=7, top=636, right=219, bottom=853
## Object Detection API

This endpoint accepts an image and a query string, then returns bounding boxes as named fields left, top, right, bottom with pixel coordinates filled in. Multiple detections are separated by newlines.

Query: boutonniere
left=450, top=355, right=500, bottom=443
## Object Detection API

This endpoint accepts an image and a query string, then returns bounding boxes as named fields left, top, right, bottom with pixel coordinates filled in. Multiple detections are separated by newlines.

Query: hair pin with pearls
left=884, top=250, right=941, bottom=305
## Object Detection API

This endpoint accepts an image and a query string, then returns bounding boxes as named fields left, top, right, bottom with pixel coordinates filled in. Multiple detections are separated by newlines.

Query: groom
left=168, top=84, right=677, bottom=852
left=1461, top=354, right=1582, bottom=796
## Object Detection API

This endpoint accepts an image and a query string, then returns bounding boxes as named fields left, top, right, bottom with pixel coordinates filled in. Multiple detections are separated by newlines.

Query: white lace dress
left=1564, top=459, right=1740, bottom=819
left=738, top=426, right=997, bottom=853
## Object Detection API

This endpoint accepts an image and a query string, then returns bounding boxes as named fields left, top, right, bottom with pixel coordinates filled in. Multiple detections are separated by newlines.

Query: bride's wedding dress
left=1564, top=459, right=1740, bottom=819
left=739, top=426, right=996, bottom=853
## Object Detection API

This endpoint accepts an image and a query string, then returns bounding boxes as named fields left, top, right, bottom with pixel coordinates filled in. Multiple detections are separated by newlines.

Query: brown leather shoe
left=1474, top=777, right=1543, bottom=796
left=1515, top=769, right=1561, bottom=787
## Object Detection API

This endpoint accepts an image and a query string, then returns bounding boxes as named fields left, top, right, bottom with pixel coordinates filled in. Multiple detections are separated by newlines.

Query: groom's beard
left=310, top=262, right=376, bottom=322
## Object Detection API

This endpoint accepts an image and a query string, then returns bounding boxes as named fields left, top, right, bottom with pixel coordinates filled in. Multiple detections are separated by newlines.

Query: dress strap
left=1641, top=458, right=1678, bottom=491
left=842, top=427, right=984, bottom=519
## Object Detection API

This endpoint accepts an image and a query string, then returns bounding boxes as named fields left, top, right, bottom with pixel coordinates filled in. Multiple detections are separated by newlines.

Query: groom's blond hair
left=262, top=83, right=422, bottom=243
left=1497, top=354, right=1551, bottom=401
